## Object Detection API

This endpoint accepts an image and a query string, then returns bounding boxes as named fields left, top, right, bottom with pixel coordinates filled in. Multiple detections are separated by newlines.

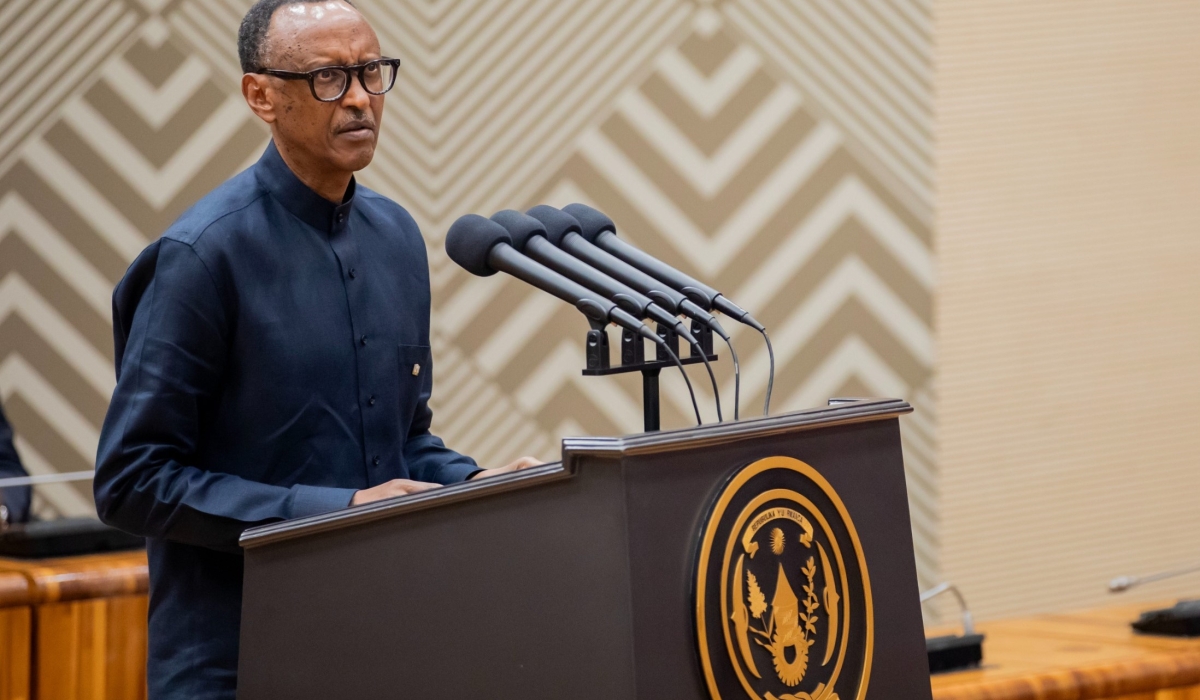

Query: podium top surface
left=239, top=398, right=911, bottom=549
left=559, top=396, right=911, bottom=456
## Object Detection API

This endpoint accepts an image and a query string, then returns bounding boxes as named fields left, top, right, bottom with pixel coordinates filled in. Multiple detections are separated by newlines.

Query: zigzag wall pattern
left=0, top=1, right=938, bottom=594
left=725, top=0, right=934, bottom=218
left=0, top=9, right=267, bottom=517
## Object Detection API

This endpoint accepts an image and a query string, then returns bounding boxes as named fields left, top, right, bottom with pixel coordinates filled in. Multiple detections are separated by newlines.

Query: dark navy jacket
left=95, top=142, right=478, bottom=699
left=0, top=402, right=31, bottom=523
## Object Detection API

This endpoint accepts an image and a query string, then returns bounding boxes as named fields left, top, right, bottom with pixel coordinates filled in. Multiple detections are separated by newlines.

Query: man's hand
left=469, top=456, right=545, bottom=480
left=350, top=479, right=442, bottom=506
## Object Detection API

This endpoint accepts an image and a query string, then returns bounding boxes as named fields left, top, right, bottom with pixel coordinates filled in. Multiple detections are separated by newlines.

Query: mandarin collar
left=255, top=141, right=356, bottom=233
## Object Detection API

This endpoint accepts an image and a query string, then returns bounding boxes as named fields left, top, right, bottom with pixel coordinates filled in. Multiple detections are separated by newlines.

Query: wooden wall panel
left=0, top=607, right=31, bottom=700
left=935, top=0, right=1200, bottom=620
left=0, top=553, right=148, bottom=700
left=0, top=571, right=32, bottom=700
left=34, top=595, right=147, bottom=700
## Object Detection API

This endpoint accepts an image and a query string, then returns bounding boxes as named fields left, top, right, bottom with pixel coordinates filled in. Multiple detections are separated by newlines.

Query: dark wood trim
left=0, top=571, right=31, bottom=607
left=239, top=399, right=912, bottom=549
left=563, top=398, right=912, bottom=457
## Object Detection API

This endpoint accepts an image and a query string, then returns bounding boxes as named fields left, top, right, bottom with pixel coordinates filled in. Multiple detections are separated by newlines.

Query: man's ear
left=242, top=73, right=277, bottom=124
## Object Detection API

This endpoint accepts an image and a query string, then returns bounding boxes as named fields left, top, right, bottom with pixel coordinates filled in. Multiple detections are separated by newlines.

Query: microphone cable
left=761, top=328, right=775, bottom=416
left=655, top=340, right=702, bottom=426
left=719, top=334, right=741, bottom=420
left=691, top=342, right=723, bottom=422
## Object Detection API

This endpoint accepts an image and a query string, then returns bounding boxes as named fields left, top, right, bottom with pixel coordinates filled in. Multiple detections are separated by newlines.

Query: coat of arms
left=695, top=457, right=873, bottom=700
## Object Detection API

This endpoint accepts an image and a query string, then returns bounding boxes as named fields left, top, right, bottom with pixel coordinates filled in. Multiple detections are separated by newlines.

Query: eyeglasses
left=254, top=58, right=401, bottom=102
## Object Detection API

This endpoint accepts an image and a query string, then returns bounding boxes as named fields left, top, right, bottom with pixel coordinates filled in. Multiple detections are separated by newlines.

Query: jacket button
left=348, top=268, right=357, bottom=279
left=360, top=335, right=367, bottom=346
left=372, top=456, right=381, bottom=466
left=367, top=396, right=376, bottom=406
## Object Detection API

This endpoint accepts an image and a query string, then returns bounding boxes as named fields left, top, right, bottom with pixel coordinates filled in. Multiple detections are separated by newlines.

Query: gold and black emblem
left=696, top=457, right=873, bottom=700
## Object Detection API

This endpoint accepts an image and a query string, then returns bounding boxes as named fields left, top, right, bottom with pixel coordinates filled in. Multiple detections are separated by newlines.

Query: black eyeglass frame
left=254, top=58, right=401, bottom=102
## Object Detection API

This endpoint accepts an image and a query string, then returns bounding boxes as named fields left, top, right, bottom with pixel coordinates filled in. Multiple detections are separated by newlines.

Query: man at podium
left=93, top=1, right=538, bottom=698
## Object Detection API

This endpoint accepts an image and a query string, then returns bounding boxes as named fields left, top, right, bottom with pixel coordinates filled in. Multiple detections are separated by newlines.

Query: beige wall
left=935, top=0, right=1200, bottom=620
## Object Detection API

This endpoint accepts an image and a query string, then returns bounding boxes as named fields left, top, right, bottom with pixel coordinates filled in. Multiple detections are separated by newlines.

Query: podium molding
left=239, top=398, right=912, bottom=551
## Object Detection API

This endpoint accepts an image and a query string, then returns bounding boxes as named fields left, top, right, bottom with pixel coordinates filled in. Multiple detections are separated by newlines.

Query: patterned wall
left=0, top=0, right=937, bottom=590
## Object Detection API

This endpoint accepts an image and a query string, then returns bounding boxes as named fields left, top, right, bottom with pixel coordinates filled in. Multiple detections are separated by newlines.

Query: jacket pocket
left=396, top=344, right=432, bottom=431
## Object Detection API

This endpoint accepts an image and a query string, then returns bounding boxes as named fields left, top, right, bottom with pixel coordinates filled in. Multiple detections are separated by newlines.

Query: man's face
left=258, top=2, right=385, bottom=175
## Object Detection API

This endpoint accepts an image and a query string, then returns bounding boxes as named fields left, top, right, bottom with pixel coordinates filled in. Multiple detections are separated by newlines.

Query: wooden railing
left=0, top=551, right=148, bottom=700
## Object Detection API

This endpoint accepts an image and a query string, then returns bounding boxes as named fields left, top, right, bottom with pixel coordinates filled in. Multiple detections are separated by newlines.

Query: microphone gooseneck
left=562, top=202, right=767, bottom=334
left=761, top=328, right=775, bottom=416
left=696, top=350, right=722, bottom=423
left=542, top=208, right=723, bottom=334
left=524, top=206, right=721, bottom=422
left=497, top=209, right=698, bottom=344
left=656, top=340, right=702, bottom=426
left=1109, top=562, right=1200, bottom=593
left=451, top=207, right=746, bottom=427
left=920, top=582, right=976, bottom=636
left=445, top=215, right=659, bottom=340
left=722, top=334, right=741, bottom=420
left=562, top=203, right=770, bottom=417
left=494, top=207, right=720, bottom=422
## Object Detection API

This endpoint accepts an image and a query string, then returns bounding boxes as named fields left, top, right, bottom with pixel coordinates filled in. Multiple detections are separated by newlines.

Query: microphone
left=920, top=582, right=984, bottom=673
left=560, top=203, right=775, bottom=418
left=562, top=203, right=763, bottom=331
left=1109, top=562, right=1200, bottom=593
left=524, top=206, right=723, bottom=422
left=920, top=582, right=976, bottom=635
left=489, top=210, right=695, bottom=344
left=446, top=215, right=702, bottom=425
left=446, top=215, right=655, bottom=342
left=525, top=207, right=725, bottom=337
left=1108, top=563, right=1200, bottom=638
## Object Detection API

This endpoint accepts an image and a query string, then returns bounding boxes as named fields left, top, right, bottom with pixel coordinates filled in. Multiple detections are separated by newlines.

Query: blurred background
left=0, top=0, right=1197, bottom=626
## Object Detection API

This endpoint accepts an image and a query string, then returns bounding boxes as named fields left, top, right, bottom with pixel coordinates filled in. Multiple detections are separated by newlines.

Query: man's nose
left=340, top=74, right=371, bottom=111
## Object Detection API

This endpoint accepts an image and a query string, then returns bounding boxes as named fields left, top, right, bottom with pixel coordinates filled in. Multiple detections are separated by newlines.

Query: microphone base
left=579, top=324, right=718, bottom=434
left=581, top=325, right=716, bottom=377
left=584, top=327, right=611, bottom=371
left=691, top=318, right=715, bottom=356
left=580, top=351, right=717, bottom=377
left=1132, top=600, right=1200, bottom=637
left=926, top=633, right=985, bottom=674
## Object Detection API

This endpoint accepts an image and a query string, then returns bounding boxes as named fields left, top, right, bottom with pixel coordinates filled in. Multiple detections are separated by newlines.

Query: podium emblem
left=696, top=457, right=873, bottom=700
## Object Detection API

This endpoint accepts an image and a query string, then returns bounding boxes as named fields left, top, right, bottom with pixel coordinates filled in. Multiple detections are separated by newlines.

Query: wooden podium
left=237, top=399, right=931, bottom=699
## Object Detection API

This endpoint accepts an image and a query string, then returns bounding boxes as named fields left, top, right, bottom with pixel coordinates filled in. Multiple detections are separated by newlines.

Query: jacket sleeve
left=94, top=239, right=354, bottom=553
left=0, top=403, right=31, bottom=524
left=402, top=354, right=480, bottom=485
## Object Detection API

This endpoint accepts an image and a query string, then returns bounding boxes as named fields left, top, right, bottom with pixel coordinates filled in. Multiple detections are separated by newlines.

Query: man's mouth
left=338, top=122, right=375, bottom=138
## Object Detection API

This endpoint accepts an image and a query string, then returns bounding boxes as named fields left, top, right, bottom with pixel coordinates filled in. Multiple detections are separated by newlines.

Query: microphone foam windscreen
left=562, top=203, right=615, bottom=243
left=445, top=214, right=513, bottom=277
left=490, top=210, right=547, bottom=252
left=525, top=205, right=582, bottom=246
